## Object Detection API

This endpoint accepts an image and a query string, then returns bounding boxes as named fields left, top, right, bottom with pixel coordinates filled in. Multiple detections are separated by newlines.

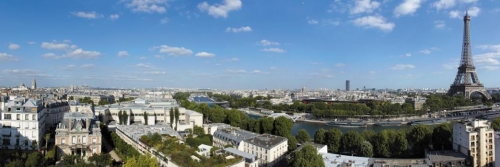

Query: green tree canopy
left=272, top=116, right=294, bottom=137
left=25, top=152, right=44, bottom=167
left=88, top=153, right=112, bottom=167
left=409, top=125, right=433, bottom=157
left=340, top=131, right=363, bottom=155
left=296, top=129, right=311, bottom=144
left=313, top=128, right=326, bottom=144
left=289, top=144, right=325, bottom=167
left=359, top=141, right=374, bottom=157
left=325, top=128, right=343, bottom=153
left=432, top=123, right=453, bottom=150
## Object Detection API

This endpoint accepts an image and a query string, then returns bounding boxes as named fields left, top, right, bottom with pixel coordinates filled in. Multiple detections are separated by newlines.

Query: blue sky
left=1, top=0, right=499, bottom=90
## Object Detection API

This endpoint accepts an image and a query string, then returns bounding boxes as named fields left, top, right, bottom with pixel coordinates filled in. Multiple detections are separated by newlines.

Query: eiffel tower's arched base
left=448, top=85, right=492, bottom=100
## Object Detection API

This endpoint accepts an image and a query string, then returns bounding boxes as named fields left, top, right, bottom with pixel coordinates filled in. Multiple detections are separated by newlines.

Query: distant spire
left=465, top=6, right=469, bottom=16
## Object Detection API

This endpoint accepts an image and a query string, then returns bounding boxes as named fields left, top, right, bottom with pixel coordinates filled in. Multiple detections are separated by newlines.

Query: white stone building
left=453, top=119, right=495, bottom=167
left=54, top=111, right=102, bottom=160
left=0, top=97, right=45, bottom=150
left=44, top=100, right=70, bottom=128
left=242, top=134, right=288, bottom=166
left=98, top=99, right=202, bottom=131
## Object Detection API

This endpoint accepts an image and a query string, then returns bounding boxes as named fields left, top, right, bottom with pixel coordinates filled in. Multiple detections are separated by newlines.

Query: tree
left=6, top=160, right=23, bottom=167
left=492, top=117, right=500, bottom=131
left=44, top=133, right=51, bottom=154
left=359, top=141, right=374, bottom=157
left=260, top=117, right=274, bottom=134
left=143, top=112, right=148, bottom=125
left=31, top=140, right=37, bottom=150
left=409, top=125, right=433, bottom=157
left=313, top=128, right=326, bottom=144
left=169, top=108, right=174, bottom=128
left=392, top=130, right=408, bottom=158
left=193, top=125, right=205, bottom=136
left=289, top=144, right=325, bottom=167
left=272, top=116, right=294, bottom=137
left=361, top=130, right=376, bottom=143
left=174, top=107, right=180, bottom=130
left=25, top=152, right=44, bottom=167
left=296, top=129, right=311, bottom=144
left=432, top=123, right=453, bottom=150
left=123, top=111, right=128, bottom=125
left=288, top=136, right=298, bottom=151
left=325, top=128, right=343, bottom=153
left=340, top=131, right=363, bottom=155
left=88, top=153, right=112, bottom=167
left=373, top=130, right=391, bottom=157
left=124, top=154, right=158, bottom=167
left=61, top=154, right=84, bottom=165
left=68, top=96, right=74, bottom=100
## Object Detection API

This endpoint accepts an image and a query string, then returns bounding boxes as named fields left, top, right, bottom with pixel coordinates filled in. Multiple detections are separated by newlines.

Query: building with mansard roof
left=54, top=111, right=102, bottom=160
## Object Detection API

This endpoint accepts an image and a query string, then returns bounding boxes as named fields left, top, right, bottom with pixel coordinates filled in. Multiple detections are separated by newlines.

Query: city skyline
left=1, top=0, right=500, bottom=89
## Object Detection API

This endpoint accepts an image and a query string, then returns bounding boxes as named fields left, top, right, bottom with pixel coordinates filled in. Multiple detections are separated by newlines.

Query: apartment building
left=213, top=127, right=258, bottom=150
left=0, top=97, right=45, bottom=150
left=44, top=100, right=70, bottom=128
left=453, top=120, right=495, bottom=167
left=54, top=111, right=102, bottom=160
left=242, top=134, right=288, bottom=166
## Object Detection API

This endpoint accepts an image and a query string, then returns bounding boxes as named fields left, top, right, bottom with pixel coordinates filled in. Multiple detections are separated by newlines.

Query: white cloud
left=433, top=0, right=455, bottom=10
left=2, top=69, right=50, bottom=77
left=158, top=45, right=193, bottom=56
left=40, top=42, right=72, bottom=50
left=323, top=19, right=341, bottom=26
left=400, top=53, right=412, bottom=57
left=42, top=53, right=62, bottom=59
left=195, top=52, right=216, bottom=58
left=251, top=70, right=269, bottom=74
left=61, top=65, right=76, bottom=70
left=390, top=64, right=415, bottom=70
left=225, top=26, right=252, bottom=33
left=80, top=64, right=95, bottom=68
left=0, top=53, right=19, bottom=61
left=335, top=63, right=345, bottom=67
left=308, top=19, right=319, bottom=24
left=481, top=66, right=499, bottom=71
left=434, top=20, right=445, bottom=28
left=198, top=0, right=242, bottom=18
left=450, top=7, right=480, bottom=18
left=432, top=0, right=477, bottom=10
left=139, top=56, right=148, bottom=60
left=136, top=63, right=155, bottom=68
left=261, top=48, right=285, bottom=53
left=8, top=43, right=20, bottom=50
left=227, top=69, right=246, bottom=73
left=352, top=15, right=395, bottom=32
left=65, top=49, right=101, bottom=59
left=154, top=55, right=165, bottom=59
left=160, top=17, right=168, bottom=24
left=393, top=0, right=423, bottom=17
left=227, top=57, right=239, bottom=61
left=110, top=14, right=120, bottom=20
left=72, top=11, right=101, bottom=19
left=144, top=71, right=166, bottom=75
left=350, top=0, right=381, bottom=14
left=420, top=49, right=431, bottom=54
left=117, top=51, right=129, bottom=57
left=28, top=41, right=36, bottom=45
left=259, top=39, right=280, bottom=46
left=369, top=71, right=377, bottom=74
left=124, top=0, right=168, bottom=13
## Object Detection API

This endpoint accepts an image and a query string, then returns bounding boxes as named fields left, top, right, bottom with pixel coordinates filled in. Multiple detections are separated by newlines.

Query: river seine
left=247, top=114, right=413, bottom=137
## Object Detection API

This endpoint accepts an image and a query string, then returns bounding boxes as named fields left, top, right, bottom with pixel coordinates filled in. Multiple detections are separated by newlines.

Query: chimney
left=69, top=118, right=72, bottom=130
left=86, top=116, right=90, bottom=130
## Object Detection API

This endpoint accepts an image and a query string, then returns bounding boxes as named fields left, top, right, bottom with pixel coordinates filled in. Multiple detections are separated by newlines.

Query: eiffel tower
left=448, top=11, right=491, bottom=100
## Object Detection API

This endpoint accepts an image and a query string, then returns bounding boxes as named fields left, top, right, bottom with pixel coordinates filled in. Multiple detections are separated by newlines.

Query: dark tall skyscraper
left=346, top=80, right=350, bottom=91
